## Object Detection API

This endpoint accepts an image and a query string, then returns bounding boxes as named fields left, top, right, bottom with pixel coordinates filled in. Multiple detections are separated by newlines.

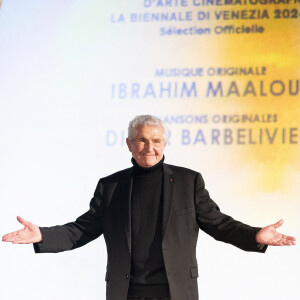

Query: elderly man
left=2, top=115, right=296, bottom=300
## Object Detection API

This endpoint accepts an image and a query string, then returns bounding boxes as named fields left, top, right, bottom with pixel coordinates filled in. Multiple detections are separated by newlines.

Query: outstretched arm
left=2, top=179, right=104, bottom=253
left=256, top=219, right=296, bottom=246
left=2, top=216, right=42, bottom=244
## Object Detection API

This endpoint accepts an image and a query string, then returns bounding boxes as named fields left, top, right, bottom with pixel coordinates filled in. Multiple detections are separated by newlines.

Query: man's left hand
left=256, top=219, right=296, bottom=246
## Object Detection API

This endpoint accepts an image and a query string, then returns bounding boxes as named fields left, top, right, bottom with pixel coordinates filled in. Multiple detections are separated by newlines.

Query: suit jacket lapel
left=120, top=164, right=174, bottom=252
left=162, top=164, right=174, bottom=240
left=120, top=168, right=133, bottom=255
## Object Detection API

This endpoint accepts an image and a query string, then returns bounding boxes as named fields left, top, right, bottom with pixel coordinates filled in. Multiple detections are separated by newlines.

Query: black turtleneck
left=128, top=157, right=170, bottom=299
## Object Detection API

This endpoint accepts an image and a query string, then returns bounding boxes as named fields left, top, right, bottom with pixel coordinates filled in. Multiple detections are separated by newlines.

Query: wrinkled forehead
left=135, top=125, right=165, bottom=137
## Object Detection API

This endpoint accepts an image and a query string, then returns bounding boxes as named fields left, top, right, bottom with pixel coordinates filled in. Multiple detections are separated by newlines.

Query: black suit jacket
left=35, top=163, right=266, bottom=300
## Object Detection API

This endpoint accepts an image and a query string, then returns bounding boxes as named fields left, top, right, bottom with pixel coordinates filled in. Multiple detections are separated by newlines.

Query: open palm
left=256, top=219, right=296, bottom=246
left=2, top=216, right=42, bottom=244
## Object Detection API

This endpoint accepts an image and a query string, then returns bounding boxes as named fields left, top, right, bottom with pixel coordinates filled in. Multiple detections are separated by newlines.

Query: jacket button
left=125, top=274, right=129, bottom=279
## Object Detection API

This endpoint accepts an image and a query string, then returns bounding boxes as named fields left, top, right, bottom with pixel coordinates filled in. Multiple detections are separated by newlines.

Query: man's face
left=126, top=125, right=166, bottom=168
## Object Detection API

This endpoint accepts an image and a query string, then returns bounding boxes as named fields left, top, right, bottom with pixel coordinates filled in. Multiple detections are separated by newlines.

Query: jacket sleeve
left=34, top=180, right=104, bottom=253
left=194, top=173, right=267, bottom=253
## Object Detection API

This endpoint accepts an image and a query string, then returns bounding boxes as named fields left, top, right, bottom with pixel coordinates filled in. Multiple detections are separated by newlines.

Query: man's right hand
left=2, top=216, right=42, bottom=244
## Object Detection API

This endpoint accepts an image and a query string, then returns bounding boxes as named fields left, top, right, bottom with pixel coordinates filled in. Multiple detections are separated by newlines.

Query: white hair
left=128, top=115, right=167, bottom=143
